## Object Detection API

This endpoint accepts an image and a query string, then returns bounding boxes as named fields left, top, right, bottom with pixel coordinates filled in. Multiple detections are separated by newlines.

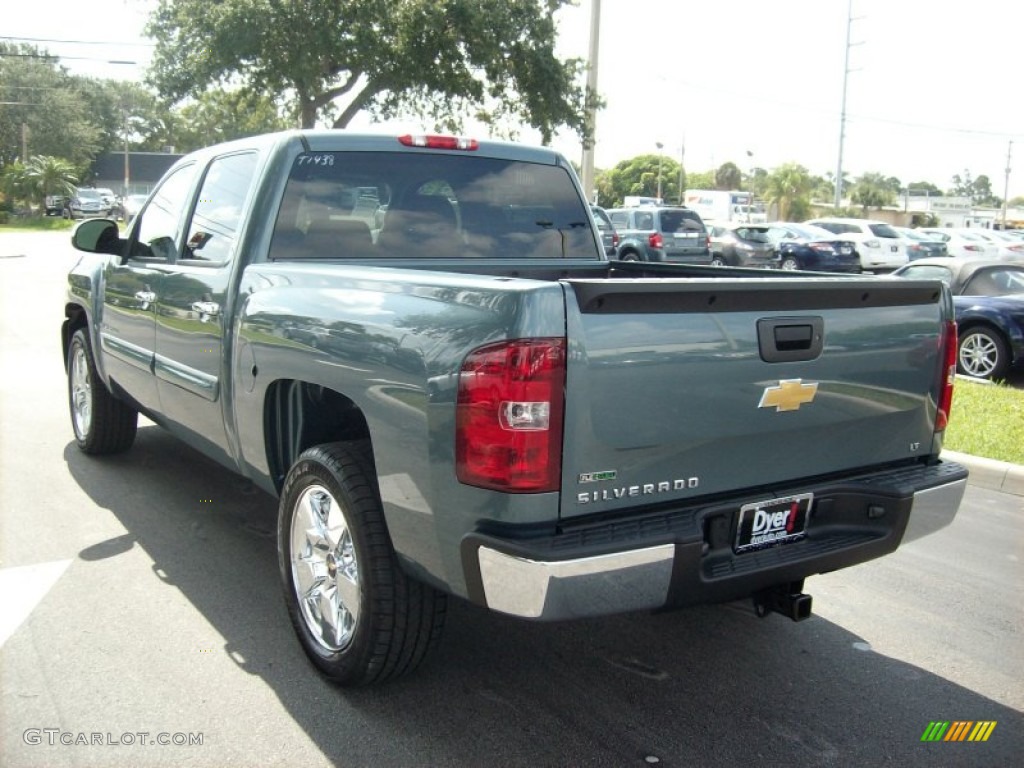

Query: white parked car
left=804, top=218, right=909, bottom=271
left=919, top=228, right=994, bottom=259
left=966, top=230, right=1024, bottom=261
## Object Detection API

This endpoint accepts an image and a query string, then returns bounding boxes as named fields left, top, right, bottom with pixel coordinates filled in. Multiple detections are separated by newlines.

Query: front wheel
left=278, top=441, right=446, bottom=686
left=957, top=327, right=1008, bottom=380
left=779, top=256, right=800, bottom=271
left=67, top=328, right=137, bottom=454
left=710, top=255, right=726, bottom=267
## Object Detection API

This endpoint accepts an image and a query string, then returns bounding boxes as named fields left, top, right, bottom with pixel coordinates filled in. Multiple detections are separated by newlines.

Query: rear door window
left=270, top=152, right=599, bottom=260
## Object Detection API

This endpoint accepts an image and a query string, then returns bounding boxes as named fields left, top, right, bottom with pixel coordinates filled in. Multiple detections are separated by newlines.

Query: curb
left=942, top=449, right=1024, bottom=497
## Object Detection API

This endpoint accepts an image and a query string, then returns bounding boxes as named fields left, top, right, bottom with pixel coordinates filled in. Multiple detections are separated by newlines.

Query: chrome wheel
left=290, top=484, right=360, bottom=652
left=958, top=329, right=1006, bottom=379
left=780, top=257, right=800, bottom=271
left=70, top=343, right=92, bottom=439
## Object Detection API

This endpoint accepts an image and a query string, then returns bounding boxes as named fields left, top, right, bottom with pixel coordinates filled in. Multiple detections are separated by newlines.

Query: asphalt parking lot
left=1, top=231, right=1022, bottom=767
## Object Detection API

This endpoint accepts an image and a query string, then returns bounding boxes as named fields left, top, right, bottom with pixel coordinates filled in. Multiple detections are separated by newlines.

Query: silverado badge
left=758, top=379, right=818, bottom=412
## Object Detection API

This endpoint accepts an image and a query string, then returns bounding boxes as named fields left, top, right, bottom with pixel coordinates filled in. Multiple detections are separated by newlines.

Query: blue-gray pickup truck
left=63, top=130, right=968, bottom=685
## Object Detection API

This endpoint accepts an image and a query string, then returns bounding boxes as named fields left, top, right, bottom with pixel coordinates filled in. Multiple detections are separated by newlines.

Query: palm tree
left=850, top=172, right=896, bottom=212
left=23, top=155, right=78, bottom=215
left=763, top=163, right=813, bottom=222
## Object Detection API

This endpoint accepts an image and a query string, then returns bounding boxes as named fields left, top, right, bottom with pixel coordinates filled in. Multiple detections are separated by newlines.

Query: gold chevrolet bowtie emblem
left=758, top=379, right=819, bottom=412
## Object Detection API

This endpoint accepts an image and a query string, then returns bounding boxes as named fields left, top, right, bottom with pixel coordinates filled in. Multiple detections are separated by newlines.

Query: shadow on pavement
left=64, top=427, right=1023, bottom=767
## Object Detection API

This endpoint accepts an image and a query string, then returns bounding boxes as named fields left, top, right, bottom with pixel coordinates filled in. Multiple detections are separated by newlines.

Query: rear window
left=868, top=223, right=900, bottom=238
left=898, top=265, right=953, bottom=285
left=270, top=152, right=599, bottom=260
left=962, top=267, right=1024, bottom=296
left=659, top=210, right=705, bottom=234
left=735, top=226, right=771, bottom=243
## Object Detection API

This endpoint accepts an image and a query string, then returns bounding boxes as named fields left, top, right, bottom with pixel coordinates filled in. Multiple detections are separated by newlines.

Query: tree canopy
left=0, top=43, right=103, bottom=169
left=146, top=0, right=589, bottom=143
left=762, top=163, right=813, bottom=222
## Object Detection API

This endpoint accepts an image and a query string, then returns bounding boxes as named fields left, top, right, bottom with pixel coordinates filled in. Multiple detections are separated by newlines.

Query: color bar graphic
left=920, top=721, right=996, bottom=742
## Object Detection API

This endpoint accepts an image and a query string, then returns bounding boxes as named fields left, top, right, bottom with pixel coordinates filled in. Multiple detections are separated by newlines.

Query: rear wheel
left=710, top=255, right=726, bottom=267
left=618, top=250, right=640, bottom=262
left=278, top=441, right=446, bottom=686
left=67, top=328, right=137, bottom=454
left=957, top=327, right=1008, bottom=380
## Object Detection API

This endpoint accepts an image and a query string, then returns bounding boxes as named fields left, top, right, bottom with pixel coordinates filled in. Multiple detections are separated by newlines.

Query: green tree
left=0, top=43, right=102, bottom=170
left=763, top=163, right=813, bottom=222
left=850, top=172, right=896, bottom=211
left=950, top=170, right=1000, bottom=206
left=685, top=170, right=715, bottom=191
left=171, top=90, right=293, bottom=152
left=715, top=162, right=742, bottom=190
left=0, top=162, right=31, bottom=208
left=23, top=155, right=77, bottom=212
left=810, top=174, right=834, bottom=203
left=603, top=154, right=681, bottom=207
left=906, top=181, right=943, bottom=197
left=146, top=0, right=589, bottom=143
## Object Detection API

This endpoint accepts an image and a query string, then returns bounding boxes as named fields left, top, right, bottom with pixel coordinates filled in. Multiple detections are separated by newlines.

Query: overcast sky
left=6, top=0, right=1022, bottom=198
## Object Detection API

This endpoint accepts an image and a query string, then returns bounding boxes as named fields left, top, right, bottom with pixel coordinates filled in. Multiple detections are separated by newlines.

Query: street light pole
left=1002, top=140, right=1013, bottom=230
left=656, top=141, right=664, bottom=201
left=580, top=0, right=601, bottom=204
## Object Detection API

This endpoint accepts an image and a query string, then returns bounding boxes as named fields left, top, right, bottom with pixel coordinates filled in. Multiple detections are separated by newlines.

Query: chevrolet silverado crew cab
left=64, top=130, right=967, bottom=686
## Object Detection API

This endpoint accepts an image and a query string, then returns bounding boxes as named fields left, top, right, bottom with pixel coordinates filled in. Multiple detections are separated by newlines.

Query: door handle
left=134, top=291, right=156, bottom=303
left=191, top=301, right=220, bottom=317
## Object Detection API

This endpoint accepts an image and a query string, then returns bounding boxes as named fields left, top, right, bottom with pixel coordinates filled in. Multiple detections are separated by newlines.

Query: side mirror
left=72, top=219, right=121, bottom=255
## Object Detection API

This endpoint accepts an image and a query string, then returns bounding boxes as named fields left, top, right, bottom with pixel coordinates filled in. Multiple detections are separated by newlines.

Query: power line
left=0, top=35, right=154, bottom=47
left=0, top=52, right=137, bottom=64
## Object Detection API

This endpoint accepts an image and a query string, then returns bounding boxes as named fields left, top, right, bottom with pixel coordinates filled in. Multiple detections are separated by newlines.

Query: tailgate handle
left=758, top=317, right=824, bottom=363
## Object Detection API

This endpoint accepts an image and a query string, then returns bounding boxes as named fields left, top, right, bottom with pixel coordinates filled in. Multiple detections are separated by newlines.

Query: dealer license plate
left=734, top=493, right=812, bottom=553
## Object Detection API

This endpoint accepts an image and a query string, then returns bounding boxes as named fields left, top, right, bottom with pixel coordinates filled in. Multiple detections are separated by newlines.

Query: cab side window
left=183, top=152, right=259, bottom=264
left=130, top=164, right=197, bottom=261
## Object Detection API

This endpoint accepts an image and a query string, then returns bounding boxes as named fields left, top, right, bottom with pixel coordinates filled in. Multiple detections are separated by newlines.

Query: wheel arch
left=63, top=303, right=89, bottom=372
left=263, top=379, right=373, bottom=494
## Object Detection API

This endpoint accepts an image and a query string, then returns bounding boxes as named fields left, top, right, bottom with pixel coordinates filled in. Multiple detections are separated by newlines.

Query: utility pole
left=1002, top=140, right=1012, bottom=230
left=123, top=107, right=131, bottom=197
left=835, top=0, right=862, bottom=209
left=580, top=0, right=601, bottom=205
left=678, top=133, right=685, bottom=205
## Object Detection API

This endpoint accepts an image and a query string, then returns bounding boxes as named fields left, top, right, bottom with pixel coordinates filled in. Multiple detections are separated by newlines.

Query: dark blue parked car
left=765, top=222, right=861, bottom=273
left=893, top=257, right=1024, bottom=379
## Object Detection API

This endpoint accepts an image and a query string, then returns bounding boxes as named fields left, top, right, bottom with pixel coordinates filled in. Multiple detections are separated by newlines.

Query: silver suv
left=804, top=217, right=908, bottom=271
left=606, top=206, right=710, bottom=264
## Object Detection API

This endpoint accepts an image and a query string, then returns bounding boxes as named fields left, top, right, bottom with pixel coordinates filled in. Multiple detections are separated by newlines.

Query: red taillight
left=648, top=232, right=663, bottom=249
left=612, top=232, right=620, bottom=247
left=398, top=134, right=479, bottom=151
left=936, top=320, right=957, bottom=431
left=965, top=244, right=983, bottom=252
left=456, top=339, right=566, bottom=492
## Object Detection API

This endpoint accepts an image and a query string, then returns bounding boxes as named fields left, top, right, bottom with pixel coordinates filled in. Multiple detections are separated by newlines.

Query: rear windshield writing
left=269, top=152, right=600, bottom=260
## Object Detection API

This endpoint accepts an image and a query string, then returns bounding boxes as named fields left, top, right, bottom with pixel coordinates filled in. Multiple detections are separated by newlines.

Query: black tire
left=619, top=250, right=640, bottom=262
left=780, top=256, right=800, bottom=271
left=67, top=328, right=137, bottom=454
left=957, top=326, right=1009, bottom=380
left=710, top=255, right=726, bottom=267
left=278, top=441, right=446, bottom=686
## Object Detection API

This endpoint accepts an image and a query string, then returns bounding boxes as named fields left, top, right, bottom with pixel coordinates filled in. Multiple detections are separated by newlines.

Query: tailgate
left=559, top=277, right=947, bottom=520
